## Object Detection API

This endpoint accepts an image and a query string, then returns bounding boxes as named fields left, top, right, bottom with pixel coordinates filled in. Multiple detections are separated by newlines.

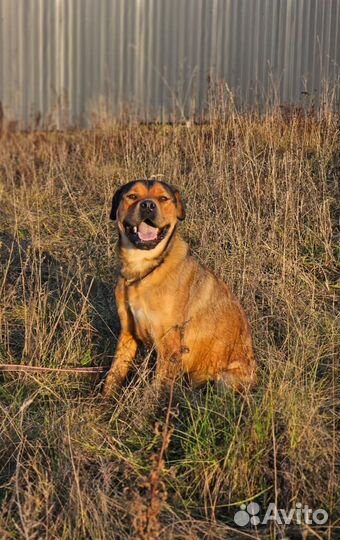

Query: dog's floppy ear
left=110, top=182, right=134, bottom=220
left=173, top=188, right=185, bottom=221
left=110, top=186, right=125, bottom=220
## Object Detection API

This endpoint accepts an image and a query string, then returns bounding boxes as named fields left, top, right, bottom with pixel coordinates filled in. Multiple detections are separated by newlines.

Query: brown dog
left=103, top=179, right=256, bottom=396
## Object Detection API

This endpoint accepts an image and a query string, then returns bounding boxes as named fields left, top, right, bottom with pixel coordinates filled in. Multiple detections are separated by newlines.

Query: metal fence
left=0, top=0, right=339, bottom=128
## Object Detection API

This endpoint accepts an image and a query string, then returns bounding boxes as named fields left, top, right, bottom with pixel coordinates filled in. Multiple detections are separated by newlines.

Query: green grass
left=0, top=105, right=339, bottom=539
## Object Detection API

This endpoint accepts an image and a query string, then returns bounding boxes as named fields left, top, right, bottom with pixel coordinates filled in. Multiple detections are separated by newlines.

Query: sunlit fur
left=103, top=180, right=256, bottom=396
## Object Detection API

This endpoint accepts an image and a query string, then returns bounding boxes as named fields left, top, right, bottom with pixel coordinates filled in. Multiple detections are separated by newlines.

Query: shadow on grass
left=0, top=231, right=120, bottom=375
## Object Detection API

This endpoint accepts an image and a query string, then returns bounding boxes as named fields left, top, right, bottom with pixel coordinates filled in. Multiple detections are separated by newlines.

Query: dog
left=103, top=179, right=256, bottom=397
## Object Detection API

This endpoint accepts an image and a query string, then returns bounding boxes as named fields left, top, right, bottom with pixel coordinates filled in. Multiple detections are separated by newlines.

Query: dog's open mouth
left=124, top=219, right=170, bottom=249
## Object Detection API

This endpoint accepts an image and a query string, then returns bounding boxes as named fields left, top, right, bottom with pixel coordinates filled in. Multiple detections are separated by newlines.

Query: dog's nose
left=140, top=200, right=156, bottom=212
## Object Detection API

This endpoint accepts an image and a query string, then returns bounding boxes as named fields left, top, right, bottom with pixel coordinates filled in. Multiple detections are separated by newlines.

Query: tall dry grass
left=0, top=105, right=339, bottom=539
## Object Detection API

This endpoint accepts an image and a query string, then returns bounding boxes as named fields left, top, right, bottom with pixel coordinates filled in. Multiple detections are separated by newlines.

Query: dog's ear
left=110, top=186, right=124, bottom=220
left=110, top=183, right=133, bottom=220
left=173, top=188, right=185, bottom=221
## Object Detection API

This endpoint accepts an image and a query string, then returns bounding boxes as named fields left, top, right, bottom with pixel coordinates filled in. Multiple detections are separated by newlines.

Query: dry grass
left=0, top=105, right=339, bottom=539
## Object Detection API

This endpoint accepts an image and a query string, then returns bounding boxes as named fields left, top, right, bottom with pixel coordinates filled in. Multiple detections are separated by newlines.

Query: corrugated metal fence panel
left=0, top=0, right=339, bottom=128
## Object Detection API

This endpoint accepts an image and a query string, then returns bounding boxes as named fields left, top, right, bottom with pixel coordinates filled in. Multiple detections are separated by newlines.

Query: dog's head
left=110, top=179, right=185, bottom=250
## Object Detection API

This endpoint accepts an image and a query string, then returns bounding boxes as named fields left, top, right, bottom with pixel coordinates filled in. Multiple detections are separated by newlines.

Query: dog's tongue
left=138, top=222, right=158, bottom=241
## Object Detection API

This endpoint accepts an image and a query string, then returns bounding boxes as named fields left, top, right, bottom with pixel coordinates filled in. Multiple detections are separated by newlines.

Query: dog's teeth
left=133, top=226, right=137, bottom=233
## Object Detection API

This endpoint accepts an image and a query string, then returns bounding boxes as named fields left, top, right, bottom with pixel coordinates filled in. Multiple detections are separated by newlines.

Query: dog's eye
left=127, top=194, right=138, bottom=200
left=159, top=196, right=169, bottom=202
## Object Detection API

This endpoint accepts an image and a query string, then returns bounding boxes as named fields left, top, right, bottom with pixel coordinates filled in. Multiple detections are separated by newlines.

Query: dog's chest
left=127, top=289, right=161, bottom=341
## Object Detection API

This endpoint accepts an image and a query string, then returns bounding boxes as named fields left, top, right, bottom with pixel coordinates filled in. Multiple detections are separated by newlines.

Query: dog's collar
left=120, top=227, right=176, bottom=286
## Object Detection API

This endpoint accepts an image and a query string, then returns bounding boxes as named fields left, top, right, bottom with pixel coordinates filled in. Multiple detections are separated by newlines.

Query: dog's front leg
left=102, top=279, right=138, bottom=398
left=103, top=332, right=138, bottom=397
left=153, top=327, right=183, bottom=393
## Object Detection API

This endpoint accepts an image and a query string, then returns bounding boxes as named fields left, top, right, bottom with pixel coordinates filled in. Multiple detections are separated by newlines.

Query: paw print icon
left=234, top=502, right=261, bottom=527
